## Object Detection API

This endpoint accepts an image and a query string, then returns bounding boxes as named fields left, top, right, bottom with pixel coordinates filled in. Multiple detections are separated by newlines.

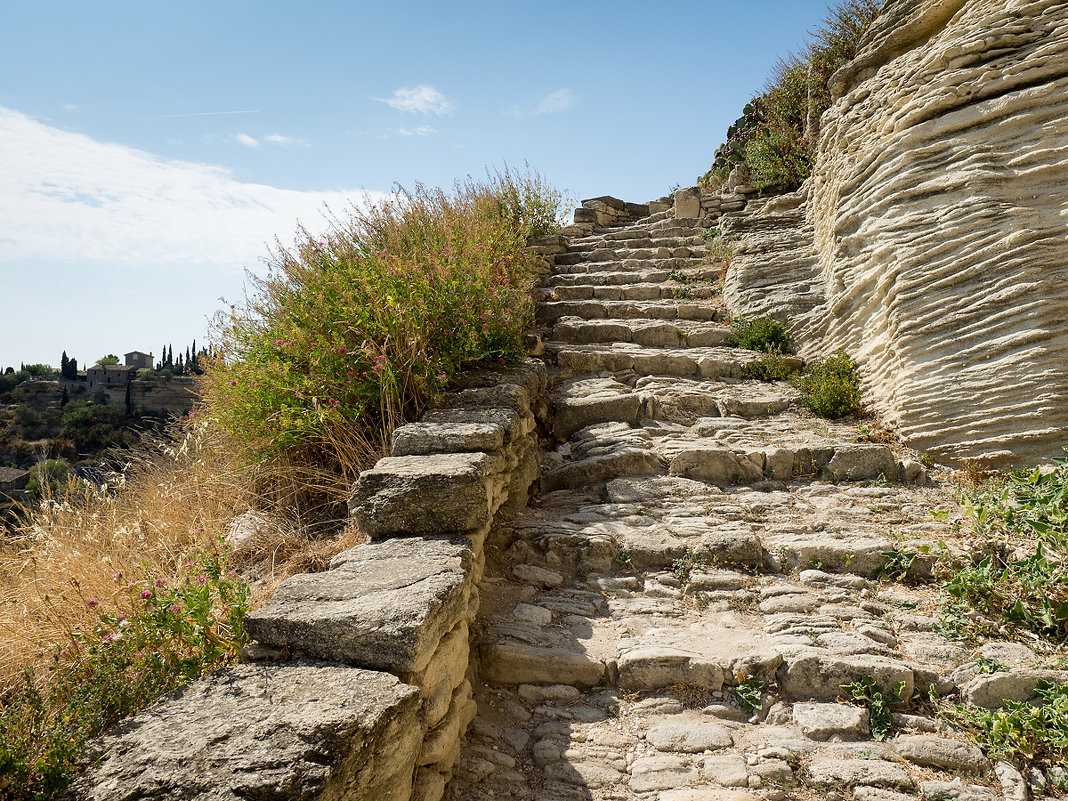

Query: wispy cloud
left=233, top=132, right=259, bottom=148
left=265, top=133, right=310, bottom=147
left=0, top=106, right=386, bottom=268
left=159, top=109, right=259, bottom=118
left=375, top=85, right=453, bottom=116
left=398, top=126, right=437, bottom=137
left=507, top=88, right=576, bottom=117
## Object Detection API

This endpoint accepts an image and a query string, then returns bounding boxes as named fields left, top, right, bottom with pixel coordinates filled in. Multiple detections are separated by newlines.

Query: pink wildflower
left=141, top=590, right=152, bottom=599
left=338, top=347, right=348, bottom=354
left=86, top=599, right=99, bottom=609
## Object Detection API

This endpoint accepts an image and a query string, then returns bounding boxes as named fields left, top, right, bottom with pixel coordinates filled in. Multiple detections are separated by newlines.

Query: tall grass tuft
left=202, top=167, right=566, bottom=495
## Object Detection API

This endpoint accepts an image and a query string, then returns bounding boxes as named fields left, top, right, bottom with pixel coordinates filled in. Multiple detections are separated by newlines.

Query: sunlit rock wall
left=728, top=0, right=1068, bottom=465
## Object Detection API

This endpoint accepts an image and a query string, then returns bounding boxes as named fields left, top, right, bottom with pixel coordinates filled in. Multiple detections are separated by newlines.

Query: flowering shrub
left=203, top=168, right=566, bottom=472
left=0, top=547, right=249, bottom=798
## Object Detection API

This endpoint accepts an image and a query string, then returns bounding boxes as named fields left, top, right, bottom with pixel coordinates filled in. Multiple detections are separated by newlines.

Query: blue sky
left=1, top=0, right=840, bottom=369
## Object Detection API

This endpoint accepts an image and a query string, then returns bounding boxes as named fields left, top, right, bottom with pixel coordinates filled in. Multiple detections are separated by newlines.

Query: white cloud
left=398, top=126, right=437, bottom=137
left=507, top=88, right=577, bottom=117
left=265, top=133, right=310, bottom=147
left=0, top=106, right=387, bottom=269
left=234, top=132, right=259, bottom=148
left=376, top=85, right=453, bottom=116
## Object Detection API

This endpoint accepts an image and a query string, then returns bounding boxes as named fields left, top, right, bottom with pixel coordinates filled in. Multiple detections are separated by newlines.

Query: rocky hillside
left=725, top=0, right=1068, bottom=466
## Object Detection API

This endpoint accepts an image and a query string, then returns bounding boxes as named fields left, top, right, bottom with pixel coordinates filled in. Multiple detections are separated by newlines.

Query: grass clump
left=744, top=353, right=797, bottom=382
left=841, top=675, right=905, bottom=740
left=701, top=0, right=881, bottom=191
left=0, top=549, right=249, bottom=798
left=938, top=454, right=1068, bottom=641
left=728, top=316, right=794, bottom=354
left=204, top=168, right=566, bottom=494
left=796, top=349, right=861, bottom=418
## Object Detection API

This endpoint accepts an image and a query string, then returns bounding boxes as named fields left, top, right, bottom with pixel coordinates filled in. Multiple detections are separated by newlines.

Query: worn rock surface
left=725, top=0, right=1068, bottom=466
left=71, top=664, right=423, bottom=801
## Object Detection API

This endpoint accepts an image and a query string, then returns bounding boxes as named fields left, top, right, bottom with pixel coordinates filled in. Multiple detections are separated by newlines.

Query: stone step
left=552, top=256, right=712, bottom=276
left=536, top=300, right=723, bottom=325
left=551, top=317, right=731, bottom=348
left=548, top=343, right=752, bottom=379
left=539, top=282, right=721, bottom=302
left=554, top=246, right=705, bottom=266
left=546, top=266, right=724, bottom=287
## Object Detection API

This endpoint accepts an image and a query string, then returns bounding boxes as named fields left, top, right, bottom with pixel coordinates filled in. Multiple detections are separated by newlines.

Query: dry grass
left=0, top=417, right=362, bottom=702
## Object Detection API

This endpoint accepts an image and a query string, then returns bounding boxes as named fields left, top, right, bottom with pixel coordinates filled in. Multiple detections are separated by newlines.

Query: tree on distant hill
left=60, top=352, right=79, bottom=380
left=96, top=355, right=120, bottom=366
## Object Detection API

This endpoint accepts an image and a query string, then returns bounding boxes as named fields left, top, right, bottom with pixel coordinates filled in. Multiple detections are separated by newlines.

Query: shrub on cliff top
left=702, top=0, right=881, bottom=191
left=203, top=167, right=566, bottom=486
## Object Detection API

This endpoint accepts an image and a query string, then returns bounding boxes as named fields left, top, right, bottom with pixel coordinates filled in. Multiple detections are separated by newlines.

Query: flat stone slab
left=350, top=453, right=492, bottom=538
left=391, top=422, right=504, bottom=456
left=780, top=651, right=915, bottom=702
left=646, top=715, right=734, bottom=752
left=70, top=664, right=422, bottom=801
left=480, top=642, right=605, bottom=687
left=551, top=377, right=643, bottom=439
left=245, top=537, right=473, bottom=674
left=894, top=734, right=986, bottom=773
left=618, top=645, right=724, bottom=692
left=793, top=702, right=870, bottom=740
left=807, top=758, right=915, bottom=789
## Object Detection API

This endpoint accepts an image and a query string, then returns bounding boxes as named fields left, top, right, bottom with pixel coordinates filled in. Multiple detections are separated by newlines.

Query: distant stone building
left=125, top=351, right=154, bottom=369
left=86, top=364, right=138, bottom=392
left=0, top=466, right=29, bottom=498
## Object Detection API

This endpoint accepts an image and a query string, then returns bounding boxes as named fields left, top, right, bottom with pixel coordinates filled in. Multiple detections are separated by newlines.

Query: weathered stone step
left=546, top=266, right=723, bottom=287
left=637, top=376, right=797, bottom=421
left=552, top=255, right=711, bottom=275
left=540, top=282, right=720, bottom=302
left=554, top=246, right=705, bottom=266
left=549, top=343, right=751, bottom=379
left=551, top=317, right=731, bottom=348
left=536, top=300, right=723, bottom=325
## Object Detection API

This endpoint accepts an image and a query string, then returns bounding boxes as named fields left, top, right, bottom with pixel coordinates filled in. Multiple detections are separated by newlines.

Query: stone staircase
left=445, top=200, right=1053, bottom=801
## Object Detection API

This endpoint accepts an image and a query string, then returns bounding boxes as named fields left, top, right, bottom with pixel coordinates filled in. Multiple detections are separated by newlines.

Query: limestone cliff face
left=726, top=0, right=1068, bottom=465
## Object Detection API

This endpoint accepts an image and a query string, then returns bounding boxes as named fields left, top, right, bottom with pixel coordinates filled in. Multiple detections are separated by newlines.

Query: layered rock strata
left=724, top=0, right=1068, bottom=465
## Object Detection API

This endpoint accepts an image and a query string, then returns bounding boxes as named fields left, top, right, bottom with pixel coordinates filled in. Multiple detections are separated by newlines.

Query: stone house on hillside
left=0, top=466, right=29, bottom=498
left=125, top=351, right=154, bottom=369
left=86, top=364, right=138, bottom=392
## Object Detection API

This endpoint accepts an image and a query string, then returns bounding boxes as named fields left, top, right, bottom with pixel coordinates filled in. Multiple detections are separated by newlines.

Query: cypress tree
left=61, top=351, right=69, bottom=377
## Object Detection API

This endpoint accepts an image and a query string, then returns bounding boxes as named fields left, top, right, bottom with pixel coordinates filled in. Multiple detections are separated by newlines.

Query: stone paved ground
left=447, top=207, right=1067, bottom=801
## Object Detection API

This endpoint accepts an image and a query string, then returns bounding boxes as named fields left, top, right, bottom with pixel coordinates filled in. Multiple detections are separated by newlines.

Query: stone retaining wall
left=71, top=359, right=546, bottom=801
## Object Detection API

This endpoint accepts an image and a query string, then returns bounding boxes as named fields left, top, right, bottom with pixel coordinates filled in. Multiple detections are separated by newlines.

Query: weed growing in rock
left=973, top=655, right=1009, bottom=674
left=949, top=680, right=1068, bottom=770
left=938, top=454, right=1068, bottom=641
left=704, top=234, right=735, bottom=267
left=796, top=350, right=861, bottom=418
left=672, top=551, right=708, bottom=583
left=0, top=547, right=249, bottom=798
left=735, top=678, right=766, bottom=711
left=841, top=675, right=905, bottom=740
left=744, top=353, right=796, bottom=382
left=728, top=316, right=794, bottom=354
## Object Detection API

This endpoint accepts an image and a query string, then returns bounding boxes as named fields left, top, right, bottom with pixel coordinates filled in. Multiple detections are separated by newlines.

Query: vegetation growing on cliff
left=702, top=0, right=881, bottom=192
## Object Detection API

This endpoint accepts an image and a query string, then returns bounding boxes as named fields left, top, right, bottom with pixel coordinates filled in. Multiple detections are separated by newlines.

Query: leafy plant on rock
left=841, top=675, right=905, bottom=740
left=796, top=350, right=861, bottom=418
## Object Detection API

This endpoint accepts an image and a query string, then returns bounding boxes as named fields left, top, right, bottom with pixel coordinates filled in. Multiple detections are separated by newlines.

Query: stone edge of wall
left=70, top=358, right=547, bottom=801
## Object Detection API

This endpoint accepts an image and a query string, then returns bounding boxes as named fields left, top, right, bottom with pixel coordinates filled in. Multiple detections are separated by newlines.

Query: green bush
left=0, top=548, right=249, bottom=798
left=204, top=168, right=566, bottom=474
left=949, top=680, right=1068, bottom=768
left=796, top=350, right=861, bottom=418
left=25, top=459, right=71, bottom=502
left=744, top=353, right=797, bottom=382
left=728, top=316, right=794, bottom=354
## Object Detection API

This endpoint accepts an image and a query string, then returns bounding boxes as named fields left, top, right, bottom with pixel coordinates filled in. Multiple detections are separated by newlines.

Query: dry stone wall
left=71, top=359, right=546, bottom=801
left=725, top=0, right=1068, bottom=466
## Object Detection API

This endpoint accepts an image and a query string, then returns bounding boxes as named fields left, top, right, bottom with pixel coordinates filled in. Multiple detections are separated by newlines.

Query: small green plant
left=841, top=676, right=905, bottom=740
left=0, top=546, right=250, bottom=797
left=796, top=350, right=861, bottom=418
left=948, top=680, right=1068, bottom=769
left=974, top=655, right=1009, bottom=675
left=700, top=227, right=721, bottom=241
left=728, top=316, right=794, bottom=354
left=735, top=678, right=766, bottom=711
left=673, top=551, right=708, bottom=583
left=878, top=548, right=917, bottom=582
left=744, top=353, right=796, bottom=382
left=704, top=234, right=736, bottom=266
